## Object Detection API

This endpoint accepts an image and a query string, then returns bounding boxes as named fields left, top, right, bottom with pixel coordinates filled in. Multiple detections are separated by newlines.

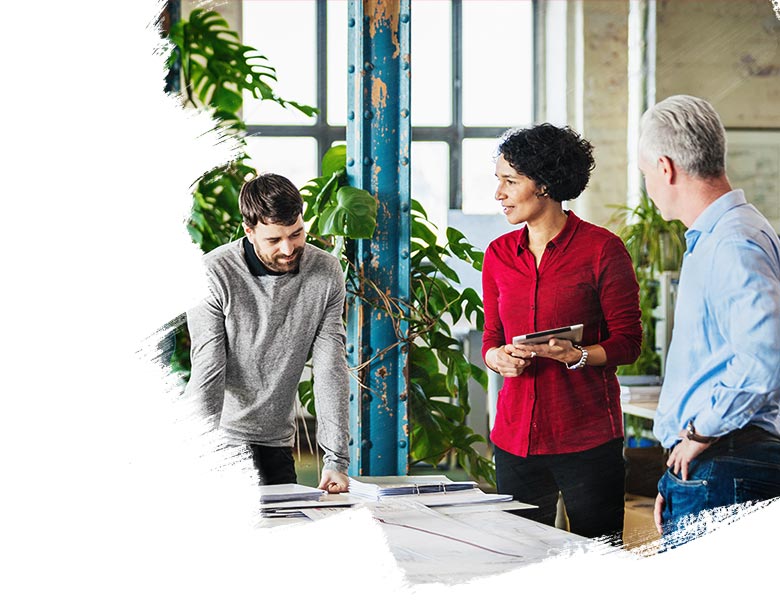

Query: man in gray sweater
left=185, top=173, right=350, bottom=492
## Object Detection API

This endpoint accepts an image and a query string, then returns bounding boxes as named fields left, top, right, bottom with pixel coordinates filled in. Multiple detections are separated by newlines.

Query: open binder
left=348, top=475, right=478, bottom=500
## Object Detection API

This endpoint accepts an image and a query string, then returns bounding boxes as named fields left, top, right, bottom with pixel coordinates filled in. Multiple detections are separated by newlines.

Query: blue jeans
left=658, top=425, right=780, bottom=544
left=494, top=438, right=625, bottom=541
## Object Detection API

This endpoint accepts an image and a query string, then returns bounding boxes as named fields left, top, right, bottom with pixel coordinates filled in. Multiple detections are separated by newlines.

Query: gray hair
left=639, top=95, right=726, bottom=179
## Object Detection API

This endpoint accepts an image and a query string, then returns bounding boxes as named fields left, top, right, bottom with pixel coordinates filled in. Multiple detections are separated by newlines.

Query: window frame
left=243, top=0, right=538, bottom=210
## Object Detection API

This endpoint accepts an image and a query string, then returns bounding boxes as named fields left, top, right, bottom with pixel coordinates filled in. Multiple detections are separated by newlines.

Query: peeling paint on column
left=367, top=0, right=401, bottom=58
left=347, top=0, right=410, bottom=476
left=371, top=76, right=389, bottom=109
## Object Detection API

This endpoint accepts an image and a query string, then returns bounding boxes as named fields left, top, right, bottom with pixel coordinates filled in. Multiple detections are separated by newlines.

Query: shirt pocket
left=554, top=279, right=598, bottom=322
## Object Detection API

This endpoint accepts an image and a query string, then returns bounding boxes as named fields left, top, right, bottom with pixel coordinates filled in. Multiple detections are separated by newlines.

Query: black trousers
left=494, top=438, right=625, bottom=540
left=248, top=444, right=297, bottom=485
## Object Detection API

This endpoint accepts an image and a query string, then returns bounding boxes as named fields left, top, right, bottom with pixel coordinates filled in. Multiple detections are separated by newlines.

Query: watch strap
left=686, top=420, right=718, bottom=444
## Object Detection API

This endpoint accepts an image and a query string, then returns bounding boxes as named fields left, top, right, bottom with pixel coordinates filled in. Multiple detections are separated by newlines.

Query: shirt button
left=532, top=423, right=537, bottom=429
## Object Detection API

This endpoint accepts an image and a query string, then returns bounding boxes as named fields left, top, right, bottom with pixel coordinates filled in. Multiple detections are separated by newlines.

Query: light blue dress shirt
left=653, top=189, right=780, bottom=448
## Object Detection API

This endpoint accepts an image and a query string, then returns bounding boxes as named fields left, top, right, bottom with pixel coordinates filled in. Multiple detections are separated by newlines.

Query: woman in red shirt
left=482, top=124, right=642, bottom=540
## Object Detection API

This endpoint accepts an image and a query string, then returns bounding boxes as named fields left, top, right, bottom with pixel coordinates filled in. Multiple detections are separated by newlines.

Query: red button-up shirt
left=482, top=211, right=642, bottom=457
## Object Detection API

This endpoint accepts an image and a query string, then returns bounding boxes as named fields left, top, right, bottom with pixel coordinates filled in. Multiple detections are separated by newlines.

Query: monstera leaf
left=169, top=8, right=316, bottom=117
left=318, top=186, right=378, bottom=239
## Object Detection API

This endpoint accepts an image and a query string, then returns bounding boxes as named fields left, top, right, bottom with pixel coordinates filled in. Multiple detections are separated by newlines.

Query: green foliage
left=405, top=201, right=493, bottom=484
left=319, top=186, right=379, bottom=239
left=624, top=414, right=655, bottom=442
left=187, top=159, right=256, bottom=253
left=297, top=379, right=316, bottom=417
left=168, top=8, right=315, bottom=120
left=303, top=152, right=493, bottom=484
left=167, top=9, right=316, bottom=375
left=168, top=10, right=493, bottom=485
left=611, top=191, right=687, bottom=376
left=167, top=8, right=318, bottom=262
left=298, top=145, right=378, bottom=270
left=614, top=192, right=687, bottom=275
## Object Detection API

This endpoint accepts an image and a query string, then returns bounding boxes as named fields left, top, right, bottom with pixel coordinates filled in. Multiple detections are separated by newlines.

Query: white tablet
left=512, top=324, right=583, bottom=345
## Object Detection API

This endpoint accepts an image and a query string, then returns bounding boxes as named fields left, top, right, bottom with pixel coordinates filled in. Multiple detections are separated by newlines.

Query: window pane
left=242, top=1, right=317, bottom=125
left=244, top=137, right=319, bottom=189
left=462, top=1, right=534, bottom=127
left=327, top=0, right=348, bottom=125
left=462, top=138, right=503, bottom=215
left=411, top=142, right=449, bottom=240
left=411, top=1, right=452, bottom=126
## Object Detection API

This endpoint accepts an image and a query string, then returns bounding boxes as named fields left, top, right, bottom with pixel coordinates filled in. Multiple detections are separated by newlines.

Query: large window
left=242, top=0, right=535, bottom=233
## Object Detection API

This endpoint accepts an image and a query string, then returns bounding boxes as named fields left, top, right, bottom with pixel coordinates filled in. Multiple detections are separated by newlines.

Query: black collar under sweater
left=242, top=236, right=300, bottom=277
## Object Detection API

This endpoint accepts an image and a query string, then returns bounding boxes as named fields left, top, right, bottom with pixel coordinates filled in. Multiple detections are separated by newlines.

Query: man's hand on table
left=318, top=469, right=349, bottom=493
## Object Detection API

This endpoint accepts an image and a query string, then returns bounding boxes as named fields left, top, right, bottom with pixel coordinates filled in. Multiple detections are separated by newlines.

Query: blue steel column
left=346, top=0, right=411, bottom=476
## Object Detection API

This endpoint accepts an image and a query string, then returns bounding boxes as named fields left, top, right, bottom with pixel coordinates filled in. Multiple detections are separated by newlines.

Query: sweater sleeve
left=310, top=266, right=351, bottom=473
left=184, top=270, right=227, bottom=420
left=597, top=236, right=643, bottom=366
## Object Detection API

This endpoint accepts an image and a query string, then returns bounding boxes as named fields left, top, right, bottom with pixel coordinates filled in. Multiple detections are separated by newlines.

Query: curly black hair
left=497, top=124, right=595, bottom=202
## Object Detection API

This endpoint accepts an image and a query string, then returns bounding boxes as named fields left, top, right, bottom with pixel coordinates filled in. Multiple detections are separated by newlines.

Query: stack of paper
left=620, top=385, right=661, bottom=403
left=348, top=475, right=478, bottom=500
left=258, top=483, right=325, bottom=504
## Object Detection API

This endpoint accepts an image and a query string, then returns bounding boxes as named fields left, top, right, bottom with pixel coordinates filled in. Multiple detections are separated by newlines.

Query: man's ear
left=658, top=156, right=676, bottom=185
left=243, top=223, right=254, bottom=237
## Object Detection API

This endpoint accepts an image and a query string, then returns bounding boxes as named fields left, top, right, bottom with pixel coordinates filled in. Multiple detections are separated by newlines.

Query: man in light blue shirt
left=638, top=95, right=780, bottom=545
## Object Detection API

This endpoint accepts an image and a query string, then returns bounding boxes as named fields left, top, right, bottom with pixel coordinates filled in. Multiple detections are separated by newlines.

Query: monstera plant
left=167, top=8, right=493, bottom=485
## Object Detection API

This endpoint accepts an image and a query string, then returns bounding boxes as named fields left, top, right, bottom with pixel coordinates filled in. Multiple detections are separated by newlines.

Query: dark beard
left=262, top=245, right=304, bottom=274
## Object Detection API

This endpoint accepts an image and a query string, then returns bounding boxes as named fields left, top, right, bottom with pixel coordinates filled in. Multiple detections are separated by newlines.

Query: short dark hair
left=239, top=172, right=303, bottom=227
left=498, top=124, right=595, bottom=202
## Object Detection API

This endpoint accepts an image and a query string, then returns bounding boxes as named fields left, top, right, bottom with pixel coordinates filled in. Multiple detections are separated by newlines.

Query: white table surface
left=258, top=492, right=614, bottom=584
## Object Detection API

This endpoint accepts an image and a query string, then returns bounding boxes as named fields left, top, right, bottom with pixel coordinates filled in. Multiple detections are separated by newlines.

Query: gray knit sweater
left=185, top=239, right=350, bottom=473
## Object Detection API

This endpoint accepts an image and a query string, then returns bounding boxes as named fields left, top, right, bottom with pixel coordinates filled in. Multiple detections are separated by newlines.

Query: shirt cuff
left=693, top=407, right=754, bottom=439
